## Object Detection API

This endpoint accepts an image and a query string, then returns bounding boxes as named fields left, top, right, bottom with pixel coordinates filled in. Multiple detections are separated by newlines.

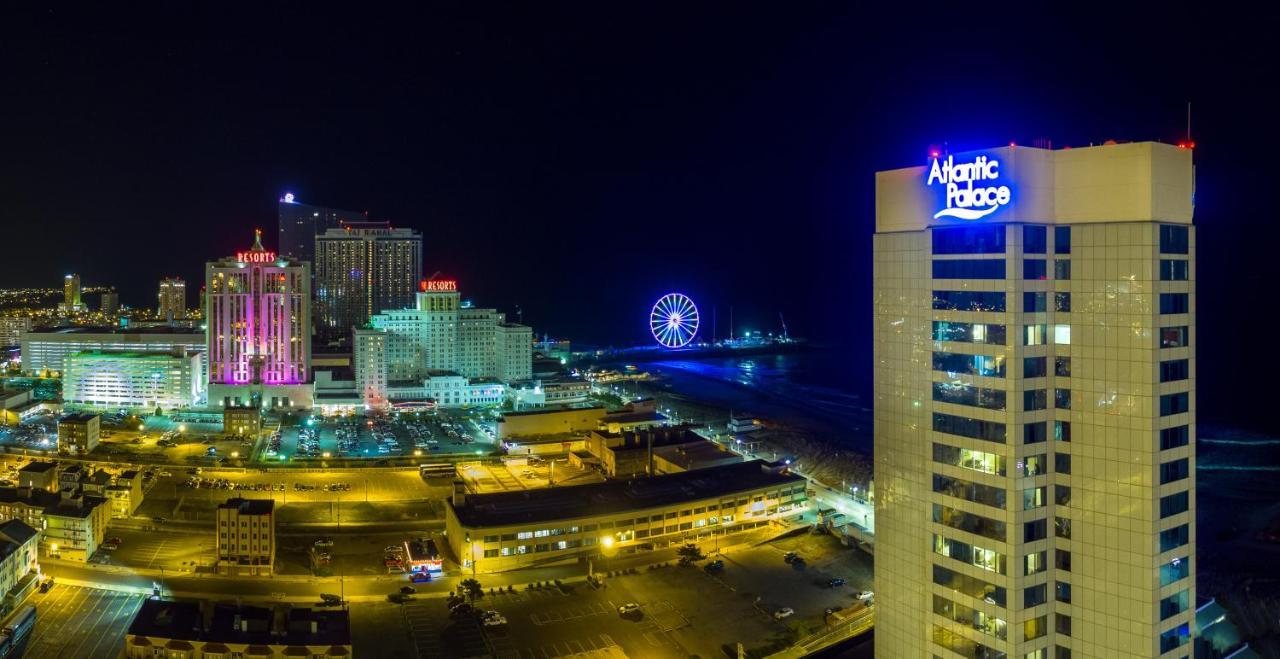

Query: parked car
left=410, top=572, right=431, bottom=583
left=617, top=603, right=641, bottom=617
left=387, top=593, right=413, bottom=604
left=314, top=538, right=334, bottom=548
left=773, top=607, right=794, bottom=620
left=704, top=560, right=725, bottom=573
left=783, top=552, right=798, bottom=563
left=854, top=590, right=874, bottom=601
left=827, top=578, right=846, bottom=588
left=399, top=586, right=416, bottom=595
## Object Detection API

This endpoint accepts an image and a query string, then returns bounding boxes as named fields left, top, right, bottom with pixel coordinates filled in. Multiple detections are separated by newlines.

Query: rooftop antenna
left=1186, top=102, right=1192, bottom=144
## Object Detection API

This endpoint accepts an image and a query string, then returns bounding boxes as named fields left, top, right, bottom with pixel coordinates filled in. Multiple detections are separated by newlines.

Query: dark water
left=640, top=345, right=874, bottom=453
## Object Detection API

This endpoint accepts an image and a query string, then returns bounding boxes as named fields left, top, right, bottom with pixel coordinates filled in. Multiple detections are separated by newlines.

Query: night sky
left=2, top=6, right=1276, bottom=428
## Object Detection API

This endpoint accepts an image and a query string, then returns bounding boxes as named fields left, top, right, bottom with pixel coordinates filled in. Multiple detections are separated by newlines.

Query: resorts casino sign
left=927, top=153, right=1012, bottom=221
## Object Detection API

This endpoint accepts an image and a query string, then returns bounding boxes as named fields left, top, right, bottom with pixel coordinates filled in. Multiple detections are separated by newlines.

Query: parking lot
left=352, top=531, right=871, bottom=659
left=19, top=584, right=145, bottom=659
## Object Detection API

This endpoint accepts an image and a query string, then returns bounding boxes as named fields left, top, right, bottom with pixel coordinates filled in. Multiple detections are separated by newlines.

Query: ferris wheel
left=650, top=293, right=700, bottom=349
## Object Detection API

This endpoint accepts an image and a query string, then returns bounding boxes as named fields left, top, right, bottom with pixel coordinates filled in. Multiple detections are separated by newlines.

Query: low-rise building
left=422, top=371, right=505, bottom=408
left=57, top=412, right=100, bottom=455
left=444, top=460, right=808, bottom=573
left=497, top=406, right=605, bottom=439
left=0, top=486, right=109, bottom=560
left=222, top=404, right=262, bottom=438
left=216, top=498, right=275, bottom=575
left=16, top=461, right=59, bottom=491
left=0, top=317, right=33, bottom=348
left=106, top=470, right=145, bottom=518
left=0, top=519, right=39, bottom=615
left=0, top=389, right=33, bottom=426
left=584, top=425, right=704, bottom=478
left=124, top=599, right=352, bottom=659
left=652, top=441, right=742, bottom=474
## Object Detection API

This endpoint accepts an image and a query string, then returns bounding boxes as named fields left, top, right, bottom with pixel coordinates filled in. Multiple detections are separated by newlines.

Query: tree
left=677, top=543, right=705, bottom=566
left=461, top=578, right=484, bottom=602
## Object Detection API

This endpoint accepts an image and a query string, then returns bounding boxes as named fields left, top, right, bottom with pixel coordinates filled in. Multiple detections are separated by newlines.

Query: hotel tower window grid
left=874, top=143, right=1194, bottom=659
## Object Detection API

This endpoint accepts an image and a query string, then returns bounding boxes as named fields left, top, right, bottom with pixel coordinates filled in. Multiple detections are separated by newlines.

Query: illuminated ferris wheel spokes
left=650, top=293, right=699, bottom=348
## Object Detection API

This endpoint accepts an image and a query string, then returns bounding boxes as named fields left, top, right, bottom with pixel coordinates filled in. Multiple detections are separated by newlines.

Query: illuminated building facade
left=60, top=274, right=84, bottom=314
left=98, top=291, right=119, bottom=315
left=369, top=280, right=461, bottom=380
left=205, top=231, right=311, bottom=409
left=216, top=497, right=275, bottom=575
left=20, top=326, right=205, bottom=376
left=63, top=350, right=204, bottom=409
left=314, top=221, right=422, bottom=343
left=873, top=142, right=1195, bottom=658
left=353, top=327, right=388, bottom=407
left=276, top=194, right=364, bottom=264
left=157, top=277, right=186, bottom=321
left=0, top=317, right=33, bottom=347
left=497, top=322, right=533, bottom=381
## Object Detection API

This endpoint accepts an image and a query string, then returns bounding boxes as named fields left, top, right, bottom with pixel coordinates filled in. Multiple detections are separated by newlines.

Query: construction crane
left=779, top=312, right=789, bottom=340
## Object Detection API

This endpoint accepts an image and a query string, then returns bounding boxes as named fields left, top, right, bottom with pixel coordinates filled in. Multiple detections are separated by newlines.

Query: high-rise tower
left=873, top=142, right=1195, bottom=658
left=205, top=229, right=312, bottom=409
left=276, top=194, right=365, bottom=264
left=314, top=221, right=422, bottom=343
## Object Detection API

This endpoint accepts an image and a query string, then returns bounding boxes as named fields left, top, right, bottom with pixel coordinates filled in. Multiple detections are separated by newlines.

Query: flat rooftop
left=451, top=459, right=804, bottom=528
left=59, top=412, right=100, bottom=422
left=26, top=325, right=204, bottom=336
left=219, top=498, right=274, bottom=515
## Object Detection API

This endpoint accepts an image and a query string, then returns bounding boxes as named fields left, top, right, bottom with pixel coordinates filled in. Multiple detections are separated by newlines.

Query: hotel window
left=1054, top=517, right=1071, bottom=539
left=1160, top=225, right=1190, bottom=254
left=1055, top=549, right=1071, bottom=572
left=1160, top=624, right=1191, bottom=653
left=1024, top=259, right=1047, bottom=280
left=933, top=504, right=1006, bottom=542
left=1022, top=454, right=1047, bottom=477
left=1023, top=292, right=1046, bottom=312
left=932, top=564, right=1007, bottom=607
left=1160, top=359, right=1190, bottom=382
left=933, top=474, right=1006, bottom=509
left=1024, top=422, right=1047, bottom=445
left=1160, top=259, right=1190, bottom=281
left=1161, top=425, right=1190, bottom=450
left=1054, top=389, right=1071, bottom=410
left=1055, top=581, right=1072, bottom=604
left=1024, top=357, right=1047, bottom=378
left=1054, top=485, right=1071, bottom=506
left=932, top=321, right=1007, bottom=345
left=1052, top=325, right=1070, bottom=345
left=1023, top=487, right=1046, bottom=510
left=932, top=443, right=1006, bottom=477
left=1055, top=613, right=1072, bottom=637
left=1023, top=519, right=1046, bottom=542
left=1160, top=293, right=1189, bottom=314
left=1160, top=392, right=1190, bottom=416
left=1160, top=458, right=1189, bottom=484
left=1024, top=225, right=1047, bottom=253
left=1161, top=491, right=1189, bottom=518
left=1023, top=324, right=1046, bottom=345
left=1161, top=556, right=1190, bottom=586
left=932, top=382, right=1006, bottom=411
left=1024, top=551, right=1046, bottom=575
left=1054, top=357, right=1071, bottom=377
left=1160, top=524, right=1190, bottom=552
left=1024, top=584, right=1047, bottom=608
left=1024, top=615, right=1048, bottom=642
left=1023, top=389, right=1047, bottom=411
left=933, top=225, right=1006, bottom=254
left=933, top=352, right=1005, bottom=378
left=1161, top=590, right=1190, bottom=620
left=932, top=259, right=1007, bottom=280
left=1053, top=453, right=1071, bottom=474
left=933, top=291, right=1006, bottom=312
left=1054, top=226, right=1071, bottom=254
left=1054, top=259, right=1071, bottom=280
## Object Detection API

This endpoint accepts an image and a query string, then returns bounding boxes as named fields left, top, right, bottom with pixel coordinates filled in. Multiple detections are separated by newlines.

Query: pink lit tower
left=205, top=229, right=313, bottom=409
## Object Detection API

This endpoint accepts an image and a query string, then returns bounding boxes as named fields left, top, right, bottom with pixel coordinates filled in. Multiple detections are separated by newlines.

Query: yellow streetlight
left=230, top=451, right=239, bottom=459
left=178, top=424, right=186, bottom=433
left=601, top=536, right=615, bottom=550
left=322, top=452, right=331, bottom=459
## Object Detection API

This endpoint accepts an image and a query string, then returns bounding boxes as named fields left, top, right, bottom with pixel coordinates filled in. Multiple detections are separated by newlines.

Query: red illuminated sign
left=237, top=251, right=277, bottom=264
left=420, top=280, right=457, bottom=292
